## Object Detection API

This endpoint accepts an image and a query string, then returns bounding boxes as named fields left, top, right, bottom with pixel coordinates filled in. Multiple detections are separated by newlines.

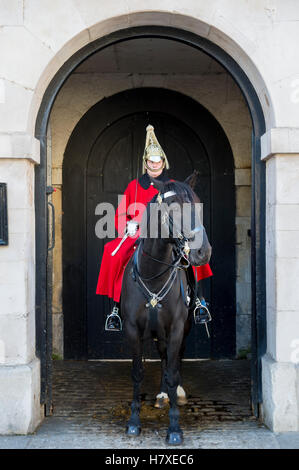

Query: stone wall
left=0, top=0, right=299, bottom=434
left=0, top=156, right=44, bottom=433
left=49, top=67, right=252, bottom=357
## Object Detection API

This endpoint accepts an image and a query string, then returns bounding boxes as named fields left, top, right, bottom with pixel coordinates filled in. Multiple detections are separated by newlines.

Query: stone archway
left=34, top=25, right=266, bottom=421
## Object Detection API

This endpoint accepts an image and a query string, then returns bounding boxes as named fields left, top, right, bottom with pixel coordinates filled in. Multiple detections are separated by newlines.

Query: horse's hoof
left=154, top=397, right=169, bottom=409
left=166, top=431, right=183, bottom=446
left=126, top=424, right=141, bottom=437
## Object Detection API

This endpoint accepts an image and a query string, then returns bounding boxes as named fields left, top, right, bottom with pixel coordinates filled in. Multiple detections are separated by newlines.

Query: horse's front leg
left=176, top=314, right=192, bottom=407
left=126, top=330, right=143, bottom=437
left=155, top=319, right=189, bottom=410
left=165, top=327, right=184, bottom=445
left=154, top=339, right=169, bottom=409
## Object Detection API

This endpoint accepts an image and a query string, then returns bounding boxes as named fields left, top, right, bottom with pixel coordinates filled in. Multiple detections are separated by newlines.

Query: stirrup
left=193, top=298, right=211, bottom=338
left=105, top=306, right=122, bottom=332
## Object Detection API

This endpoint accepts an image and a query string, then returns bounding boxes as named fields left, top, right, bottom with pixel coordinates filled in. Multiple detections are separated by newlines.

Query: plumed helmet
left=142, top=124, right=170, bottom=174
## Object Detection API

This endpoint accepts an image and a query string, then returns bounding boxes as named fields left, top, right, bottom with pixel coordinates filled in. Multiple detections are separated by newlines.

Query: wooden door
left=63, top=88, right=235, bottom=360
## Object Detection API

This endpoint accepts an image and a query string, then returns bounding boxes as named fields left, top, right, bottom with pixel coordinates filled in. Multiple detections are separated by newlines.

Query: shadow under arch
left=34, top=26, right=266, bottom=418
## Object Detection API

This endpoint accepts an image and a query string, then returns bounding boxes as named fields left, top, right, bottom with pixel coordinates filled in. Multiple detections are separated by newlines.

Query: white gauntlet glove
left=111, top=220, right=139, bottom=256
left=126, top=220, right=139, bottom=237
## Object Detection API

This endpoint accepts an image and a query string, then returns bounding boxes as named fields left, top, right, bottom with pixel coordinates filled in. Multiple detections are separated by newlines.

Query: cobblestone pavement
left=51, top=359, right=253, bottom=425
left=1, top=359, right=299, bottom=449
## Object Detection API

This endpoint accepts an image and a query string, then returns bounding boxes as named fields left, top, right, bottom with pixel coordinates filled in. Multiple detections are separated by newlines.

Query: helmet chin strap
left=145, top=160, right=165, bottom=173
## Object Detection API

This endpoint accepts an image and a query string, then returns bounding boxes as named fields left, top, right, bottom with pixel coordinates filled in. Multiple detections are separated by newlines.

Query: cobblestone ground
left=52, top=359, right=254, bottom=427
left=42, top=359, right=273, bottom=448
left=2, top=359, right=299, bottom=449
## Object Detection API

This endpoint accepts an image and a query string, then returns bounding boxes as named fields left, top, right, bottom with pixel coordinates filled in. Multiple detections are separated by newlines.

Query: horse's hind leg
left=126, top=333, right=143, bottom=437
left=176, top=318, right=191, bottom=407
left=154, top=337, right=187, bottom=409
left=154, top=339, right=169, bottom=409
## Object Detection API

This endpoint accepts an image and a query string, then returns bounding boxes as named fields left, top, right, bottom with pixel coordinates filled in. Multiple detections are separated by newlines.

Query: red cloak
left=96, top=177, right=212, bottom=302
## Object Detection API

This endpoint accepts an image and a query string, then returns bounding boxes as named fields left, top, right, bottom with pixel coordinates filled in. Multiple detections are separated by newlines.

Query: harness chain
left=131, top=188, right=200, bottom=308
left=132, top=243, right=181, bottom=308
left=131, top=189, right=207, bottom=337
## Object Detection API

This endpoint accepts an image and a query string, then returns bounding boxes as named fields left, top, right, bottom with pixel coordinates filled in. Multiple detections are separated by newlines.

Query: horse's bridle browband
left=157, top=190, right=176, bottom=203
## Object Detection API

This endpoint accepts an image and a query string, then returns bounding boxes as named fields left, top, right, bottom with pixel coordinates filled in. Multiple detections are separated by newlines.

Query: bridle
left=153, top=189, right=203, bottom=268
left=132, top=190, right=203, bottom=308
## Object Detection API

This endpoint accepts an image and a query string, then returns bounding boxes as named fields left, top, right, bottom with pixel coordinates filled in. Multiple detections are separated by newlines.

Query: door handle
left=47, top=201, right=55, bottom=251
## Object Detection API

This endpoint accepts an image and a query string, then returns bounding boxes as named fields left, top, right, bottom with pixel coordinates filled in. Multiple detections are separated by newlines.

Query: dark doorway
left=35, top=26, right=266, bottom=417
left=62, top=88, right=235, bottom=360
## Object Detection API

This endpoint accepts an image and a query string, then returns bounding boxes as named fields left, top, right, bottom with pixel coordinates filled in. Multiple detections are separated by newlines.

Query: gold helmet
left=142, top=124, right=170, bottom=174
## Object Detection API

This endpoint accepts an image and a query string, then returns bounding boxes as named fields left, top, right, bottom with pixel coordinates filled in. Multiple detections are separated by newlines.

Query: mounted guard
left=95, top=124, right=213, bottom=332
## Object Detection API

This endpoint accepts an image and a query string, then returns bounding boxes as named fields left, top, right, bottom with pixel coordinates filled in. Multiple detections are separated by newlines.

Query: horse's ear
left=184, top=170, right=199, bottom=190
left=149, top=176, right=165, bottom=193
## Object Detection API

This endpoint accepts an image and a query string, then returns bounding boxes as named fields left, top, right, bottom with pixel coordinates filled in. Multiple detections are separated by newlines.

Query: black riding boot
left=186, top=267, right=211, bottom=326
left=186, top=266, right=197, bottom=309
left=193, top=281, right=212, bottom=328
left=105, top=302, right=122, bottom=331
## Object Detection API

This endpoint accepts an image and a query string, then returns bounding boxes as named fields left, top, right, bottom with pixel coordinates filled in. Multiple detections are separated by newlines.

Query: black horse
left=121, top=174, right=212, bottom=445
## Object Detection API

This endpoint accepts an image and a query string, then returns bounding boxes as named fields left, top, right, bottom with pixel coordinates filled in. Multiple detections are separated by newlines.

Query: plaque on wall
left=0, top=183, right=8, bottom=245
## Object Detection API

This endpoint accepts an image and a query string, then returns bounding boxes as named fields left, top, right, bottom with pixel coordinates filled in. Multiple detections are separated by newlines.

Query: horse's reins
left=138, top=247, right=182, bottom=281
left=133, top=243, right=180, bottom=308
left=132, top=190, right=202, bottom=309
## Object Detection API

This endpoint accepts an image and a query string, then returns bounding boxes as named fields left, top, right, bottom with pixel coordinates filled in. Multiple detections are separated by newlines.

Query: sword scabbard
left=111, top=232, right=129, bottom=256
